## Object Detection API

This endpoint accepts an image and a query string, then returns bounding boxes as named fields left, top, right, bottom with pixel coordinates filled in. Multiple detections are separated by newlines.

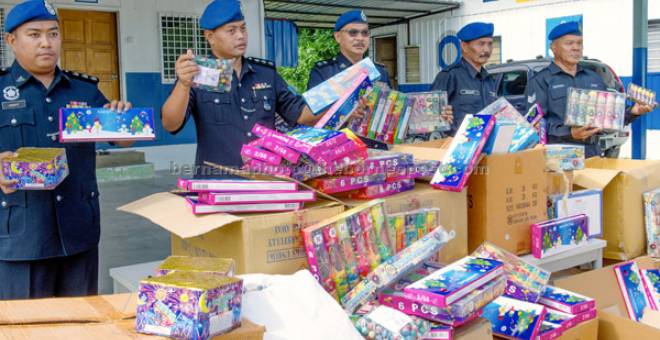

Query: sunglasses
left=342, top=29, right=370, bottom=38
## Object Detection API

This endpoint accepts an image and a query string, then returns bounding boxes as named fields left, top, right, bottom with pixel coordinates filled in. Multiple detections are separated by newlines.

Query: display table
left=521, top=238, right=606, bottom=273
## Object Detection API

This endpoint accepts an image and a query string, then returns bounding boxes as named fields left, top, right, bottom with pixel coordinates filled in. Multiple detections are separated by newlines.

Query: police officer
left=431, top=22, right=498, bottom=136
left=526, top=22, right=653, bottom=158
left=307, top=9, right=392, bottom=90
left=0, top=0, right=132, bottom=299
left=162, top=0, right=318, bottom=178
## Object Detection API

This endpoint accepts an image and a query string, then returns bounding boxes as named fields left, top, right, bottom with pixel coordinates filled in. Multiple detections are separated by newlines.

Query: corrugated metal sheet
left=265, top=19, right=298, bottom=67
left=264, top=0, right=461, bottom=28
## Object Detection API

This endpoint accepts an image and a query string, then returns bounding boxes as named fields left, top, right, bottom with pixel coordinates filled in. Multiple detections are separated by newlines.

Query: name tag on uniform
left=590, top=83, right=600, bottom=88
left=252, top=82, right=272, bottom=90
left=2, top=100, right=26, bottom=110
left=488, top=91, right=497, bottom=97
left=551, top=84, right=566, bottom=90
left=460, top=89, right=480, bottom=95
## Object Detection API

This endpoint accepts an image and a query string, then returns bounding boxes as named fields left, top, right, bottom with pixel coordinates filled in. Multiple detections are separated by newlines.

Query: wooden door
left=375, top=36, right=398, bottom=88
left=59, top=9, right=120, bottom=100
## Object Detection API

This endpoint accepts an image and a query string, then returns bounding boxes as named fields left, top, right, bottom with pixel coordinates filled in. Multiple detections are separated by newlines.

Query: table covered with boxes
left=4, top=57, right=660, bottom=340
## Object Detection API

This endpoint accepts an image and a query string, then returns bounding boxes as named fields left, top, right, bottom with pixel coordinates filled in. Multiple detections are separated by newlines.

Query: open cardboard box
left=554, top=256, right=660, bottom=340
left=573, top=158, right=660, bottom=260
left=119, top=194, right=344, bottom=275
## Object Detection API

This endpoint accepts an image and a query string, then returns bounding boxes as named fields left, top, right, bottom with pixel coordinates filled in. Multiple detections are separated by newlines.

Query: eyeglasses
left=341, top=29, right=370, bottom=38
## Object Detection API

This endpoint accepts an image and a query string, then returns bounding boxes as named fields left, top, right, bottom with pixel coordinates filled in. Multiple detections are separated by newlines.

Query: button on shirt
left=170, top=57, right=306, bottom=178
left=0, top=61, right=106, bottom=261
left=307, top=53, right=392, bottom=90
left=431, top=58, right=498, bottom=136
left=525, top=62, right=636, bottom=158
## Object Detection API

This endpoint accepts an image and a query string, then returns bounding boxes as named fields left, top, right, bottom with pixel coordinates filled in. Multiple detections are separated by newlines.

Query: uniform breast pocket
left=253, top=90, right=275, bottom=121
left=201, top=92, right=232, bottom=125
left=0, top=192, right=27, bottom=238
left=0, top=107, right=37, bottom=150
left=457, top=92, right=482, bottom=113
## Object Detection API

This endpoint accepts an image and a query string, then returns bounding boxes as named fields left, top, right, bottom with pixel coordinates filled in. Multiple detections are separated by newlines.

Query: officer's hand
left=0, top=151, right=18, bottom=195
left=352, top=97, right=369, bottom=121
left=441, top=105, right=454, bottom=125
left=105, top=100, right=132, bottom=112
left=175, top=49, right=199, bottom=88
left=631, top=102, right=656, bottom=116
left=571, top=126, right=601, bottom=141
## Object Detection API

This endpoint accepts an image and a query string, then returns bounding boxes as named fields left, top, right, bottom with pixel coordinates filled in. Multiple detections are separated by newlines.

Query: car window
left=498, top=70, right=528, bottom=96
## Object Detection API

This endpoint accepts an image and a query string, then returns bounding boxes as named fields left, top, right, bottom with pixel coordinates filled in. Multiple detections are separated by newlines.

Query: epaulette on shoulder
left=247, top=57, right=275, bottom=69
left=0, top=67, right=9, bottom=76
left=314, top=58, right=336, bottom=68
left=374, top=61, right=386, bottom=68
left=63, top=70, right=99, bottom=84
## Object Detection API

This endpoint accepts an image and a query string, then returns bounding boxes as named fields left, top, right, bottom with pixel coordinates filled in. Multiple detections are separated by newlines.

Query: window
left=0, top=8, right=13, bottom=67
left=159, top=14, right=211, bottom=83
left=486, top=36, right=502, bottom=67
left=498, top=70, right=527, bottom=96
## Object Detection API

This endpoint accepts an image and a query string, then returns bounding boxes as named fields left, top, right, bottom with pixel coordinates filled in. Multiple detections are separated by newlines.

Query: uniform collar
left=241, top=57, right=256, bottom=76
left=461, top=58, right=489, bottom=80
left=10, top=61, right=70, bottom=88
left=549, top=62, right=585, bottom=76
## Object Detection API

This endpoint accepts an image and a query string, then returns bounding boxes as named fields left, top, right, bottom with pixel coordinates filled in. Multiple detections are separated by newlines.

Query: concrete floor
left=97, top=170, right=177, bottom=294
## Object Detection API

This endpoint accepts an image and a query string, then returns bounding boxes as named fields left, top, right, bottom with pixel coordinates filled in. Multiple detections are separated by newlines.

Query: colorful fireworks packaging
left=59, top=107, right=156, bottom=142
left=155, top=256, right=235, bottom=277
left=565, top=87, right=626, bottom=131
left=192, top=56, right=233, bottom=93
left=627, top=83, right=657, bottom=107
left=1, top=147, right=68, bottom=190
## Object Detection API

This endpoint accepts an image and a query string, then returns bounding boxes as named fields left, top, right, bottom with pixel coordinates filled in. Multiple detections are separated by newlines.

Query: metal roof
left=264, top=0, right=462, bottom=29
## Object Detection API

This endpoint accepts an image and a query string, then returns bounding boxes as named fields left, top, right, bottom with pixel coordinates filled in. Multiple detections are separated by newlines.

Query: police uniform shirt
left=170, top=57, right=306, bottom=177
left=307, top=53, right=392, bottom=90
left=0, top=61, right=106, bottom=261
left=430, top=57, right=498, bottom=136
left=525, top=62, right=636, bottom=157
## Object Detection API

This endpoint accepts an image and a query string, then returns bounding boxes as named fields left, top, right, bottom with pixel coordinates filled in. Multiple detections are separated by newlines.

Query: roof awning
left=264, top=0, right=462, bottom=29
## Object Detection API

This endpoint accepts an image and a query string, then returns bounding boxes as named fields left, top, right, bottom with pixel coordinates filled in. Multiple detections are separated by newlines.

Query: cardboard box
left=454, top=318, right=492, bottom=340
left=573, top=158, right=660, bottom=260
left=118, top=193, right=344, bottom=275
left=467, top=148, right=548, bottom=254
left=557, top=317, right=598, bottom=340
left=345, top=183, right=468, bottom=264
left=547, top=170, right=574, bottom=196
left=0, top=293, right=265, bottom=340
left=554, top=256, right=660, bottom=340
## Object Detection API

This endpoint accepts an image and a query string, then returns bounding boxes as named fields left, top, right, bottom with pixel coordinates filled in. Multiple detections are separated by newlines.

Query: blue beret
left=5, top=0, right=58, bottom=33
left=548, top=21, right=582, bottom=41
left=456, top=22, right=494, bottom=42
left=200, top=0, right=244, bottom=31
left=334, top=10, right=368, bottom=32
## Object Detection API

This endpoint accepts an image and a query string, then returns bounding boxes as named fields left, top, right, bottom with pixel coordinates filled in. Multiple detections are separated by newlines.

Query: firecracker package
left=185, top=196, right=303, bottom=215
left=348, top=84, right=385, bottom=136
left=483, top=119, right=517, bottom=155
left=259, top=136, right=301, bottom=163
left=481, top=296, right=547, bottom=340
left=191, top=56, right=233, bottom=93
left=472, top=242, right=551, bottom=303
left=480, top=98, right=539, bottom=153
left=197, top=190, right=315, bottom=205
left=380, top=273, right=506, bottom=326
left=136, top=271, right=243, bottom=339
left=627, top=83, right=657, bottom=107
left=644, top=189, right=660, bottom=258
left=537, top=322, right=563, bottom=340
left=548, top=189, right=603, bottom=238
left=538, top=286, right=595, bottom=315
left=421, top=324, right=453, bottom=340
left=155, top=256, right=235, bottom=277
left=347, top=178, right=416, bottom=199
left=243, top=159, right=293, bottom=177
left=353, top=305, right=434, bottom=340
left=641, top=269, right=660, bottom=311
left=403, top=256, right=504, bottom=308
left=613, top=261, right=651, bottom=321
left=407, top=91, right=450, bottom=134
left=1, top=147, right=68, bottom=190
left=252, top=123, right=348, bottom=156
left=302, top=200, right=390, bottom=300
left=385, top=208, right=440, bottom=253
left=240, top=144, right=282, bottom=165
left=309, top=174, right=386, bottom=194
left=315, top=70, right=371, bottom=130
left=59, top=107, right=155, bottom=142
left=344, top=150, right=414, bottom=177
left=303, top=58, right=382, bottom=114
left=524, top=104, right=546, bottom=145
left=565, top=87, right=626, bottom=131
left=430, top=114, right=495, bottom=192
left=177, top=178, right=298, bottom=192
left=543, top=308, right=577, bottom=330
left=531, top=214, right=589, bottom=259
left=544, top=144, right=585, bottom=172
left=341, top=227, right=454, bottom=313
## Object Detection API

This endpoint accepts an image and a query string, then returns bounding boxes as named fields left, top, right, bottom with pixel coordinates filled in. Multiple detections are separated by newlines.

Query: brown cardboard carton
left=454, top=318, right=492, bottom=339
left=119, top=193, right=344, bottom=275
left=467, top=148, right=548, bottom=254
left=554, top=256, right=660, bottom=340
left=547, top=170, right=574, bottom=196
left=558, top=317, right=598, bottom=340
left=573, top=158, right=660, bottom=260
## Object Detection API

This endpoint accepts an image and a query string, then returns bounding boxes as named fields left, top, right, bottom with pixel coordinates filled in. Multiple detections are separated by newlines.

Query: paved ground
left=97, top=170, right=176, bottom=294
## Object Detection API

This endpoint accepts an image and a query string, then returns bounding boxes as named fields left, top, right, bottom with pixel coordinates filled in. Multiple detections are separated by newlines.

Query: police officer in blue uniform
left=162, top=0, right=318, bottom=178
left=307, top=10, right=392, bottom=90
left=431, top=22, right=498, bottom=136
left=526, top=22, right=653, bottom=158
left=0, top=0, right=133, bottom=299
